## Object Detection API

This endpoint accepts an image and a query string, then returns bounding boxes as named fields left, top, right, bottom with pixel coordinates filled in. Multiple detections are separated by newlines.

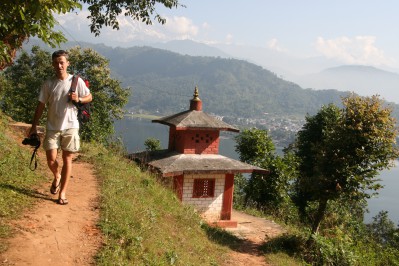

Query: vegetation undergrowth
left=235, top=202, right=399, bottom=266
left=79, top=142, right=230, bottom=265
left=0, top=112, right=47, bottom=252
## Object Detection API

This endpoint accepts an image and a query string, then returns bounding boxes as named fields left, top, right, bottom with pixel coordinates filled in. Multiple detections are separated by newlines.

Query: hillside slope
left=98, top=45, right=350, bottom=117
left=0, top=112, right=292, bottom=265
left=22, top=40, right=349, bottom=117
left=21, top=40, right=398, bottom=120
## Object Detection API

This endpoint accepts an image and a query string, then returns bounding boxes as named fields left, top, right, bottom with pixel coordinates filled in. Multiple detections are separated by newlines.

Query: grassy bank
left=0, top=113, right=48, bottom=252
left=79, top=143, right=232, bottom=265
left=0, top=112, right=233, bottom=265
left=0, top=111, right=302, bottom=265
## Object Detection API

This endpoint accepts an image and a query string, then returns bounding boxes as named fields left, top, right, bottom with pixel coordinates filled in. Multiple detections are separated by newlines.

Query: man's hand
left=69, top=92, right=79, bottom=102
left=28, top=126, right=37, bottom=137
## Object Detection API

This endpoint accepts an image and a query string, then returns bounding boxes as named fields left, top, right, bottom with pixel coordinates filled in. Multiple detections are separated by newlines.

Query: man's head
left=52, top=50, right=69, bottom=61
left=52, top=50, right=70, bottom=79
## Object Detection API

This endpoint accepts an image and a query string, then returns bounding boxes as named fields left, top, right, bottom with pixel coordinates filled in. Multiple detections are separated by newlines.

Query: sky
left=55, top=0, right=399, bottom=72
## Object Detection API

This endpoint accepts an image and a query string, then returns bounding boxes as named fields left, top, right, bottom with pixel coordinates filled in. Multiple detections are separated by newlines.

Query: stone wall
left=182, top=173, right=225, bottom=222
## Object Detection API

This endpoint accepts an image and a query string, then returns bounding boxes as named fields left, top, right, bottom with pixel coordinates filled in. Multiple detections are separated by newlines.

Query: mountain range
left=145, top=40, right=399, bottom=105
left=21, top=39, right=399, bottom=121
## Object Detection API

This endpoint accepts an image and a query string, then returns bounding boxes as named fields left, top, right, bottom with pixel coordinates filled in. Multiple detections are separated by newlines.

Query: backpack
left=70, top=74, right=91, bottom=124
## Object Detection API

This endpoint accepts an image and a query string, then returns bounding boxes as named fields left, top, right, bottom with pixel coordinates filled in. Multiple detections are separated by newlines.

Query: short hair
left=52, top=50, right=69, bottom=60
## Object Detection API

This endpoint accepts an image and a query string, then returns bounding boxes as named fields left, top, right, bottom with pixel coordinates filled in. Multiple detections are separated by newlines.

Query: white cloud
left=267, top=38, right=287, bottom=52
left=56, top=11, right=88, bottom=33
left=55, top=11, right=200, bottom=45
left=314, top=36, right=395, bottom=66
left=163, top=16, right=198, bottom=37
left=225, top=34, right=233, bottom=44
left=201, top=22, right=210, bottom=30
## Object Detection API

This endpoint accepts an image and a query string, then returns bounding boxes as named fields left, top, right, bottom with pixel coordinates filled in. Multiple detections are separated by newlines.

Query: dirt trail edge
left=1, top=154, right=102, bottom=266
left=223, top=210, right=285, bottom=266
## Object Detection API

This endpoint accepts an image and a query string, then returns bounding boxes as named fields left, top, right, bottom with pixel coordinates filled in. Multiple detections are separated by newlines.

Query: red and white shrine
left=131, top=87, right=267, bottom=227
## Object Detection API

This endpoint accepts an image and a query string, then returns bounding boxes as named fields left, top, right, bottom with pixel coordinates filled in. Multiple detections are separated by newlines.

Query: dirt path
left=223, top=210, right=285, bottom=266
left=0, top=153, right=102, bottom=265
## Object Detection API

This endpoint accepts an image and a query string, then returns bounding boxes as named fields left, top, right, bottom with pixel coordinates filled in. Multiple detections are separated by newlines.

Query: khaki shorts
left=43, top=128, right=80, bottom=152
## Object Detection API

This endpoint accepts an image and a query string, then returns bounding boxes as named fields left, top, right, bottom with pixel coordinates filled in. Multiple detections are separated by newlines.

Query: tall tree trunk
left=307, top=198, right=328, bottom=246
left=312, top=198, right=328, bottom=235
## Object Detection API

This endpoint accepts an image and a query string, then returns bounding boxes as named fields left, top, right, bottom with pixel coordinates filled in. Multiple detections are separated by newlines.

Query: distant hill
left=20, top=40, right=399, bottom=121
left=295, top=65, right=399, bottom=104
left=83, top=44, right=349, bottom=117
left=150, top=40, right=230, bottom=58
left=112, top=40, right=399, bottom=105
left=149, top=41, right=399, bottom=105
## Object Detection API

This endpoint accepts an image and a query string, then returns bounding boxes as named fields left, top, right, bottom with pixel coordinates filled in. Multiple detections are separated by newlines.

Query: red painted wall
left=171, top=130, right=220, bottom=154
left=168, top=127, right=220, bottom=154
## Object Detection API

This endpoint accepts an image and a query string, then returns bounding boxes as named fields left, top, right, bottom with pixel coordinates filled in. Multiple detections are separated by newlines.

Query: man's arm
left=70, top=92, right=92, bottom=104
left=78, top=93, right=92, bottom=104
left=28, top=101, right=45, bottom=136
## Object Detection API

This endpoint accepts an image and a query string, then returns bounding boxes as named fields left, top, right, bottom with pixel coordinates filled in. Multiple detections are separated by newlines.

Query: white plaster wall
left=182, top=173, right=225, bottom=222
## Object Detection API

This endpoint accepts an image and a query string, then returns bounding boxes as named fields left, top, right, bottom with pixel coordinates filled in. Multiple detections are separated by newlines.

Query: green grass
left=79, top=143, right=231, bottom=265
left=0, top=113, right=47, bottom=252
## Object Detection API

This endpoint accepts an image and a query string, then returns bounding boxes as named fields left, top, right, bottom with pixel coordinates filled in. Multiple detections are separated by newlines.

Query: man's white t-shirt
left=39, top=74, right=91, bottom=131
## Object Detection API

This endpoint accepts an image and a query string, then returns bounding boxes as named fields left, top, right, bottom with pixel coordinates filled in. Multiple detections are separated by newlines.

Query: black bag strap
left=70, top=74, right=80, bottom=93
left=29, top=143, right=41, bottom=171
left=70, top=74, right=81, bottom=108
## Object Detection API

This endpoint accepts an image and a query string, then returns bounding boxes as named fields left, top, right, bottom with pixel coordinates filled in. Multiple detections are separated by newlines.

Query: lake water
left=114, top=117, right=399, bottom=224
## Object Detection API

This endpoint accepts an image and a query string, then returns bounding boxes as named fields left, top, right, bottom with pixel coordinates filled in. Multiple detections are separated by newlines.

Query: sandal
left=50, top=181, right=61, bottom=195
left=57, top=198, right=68, bottom=205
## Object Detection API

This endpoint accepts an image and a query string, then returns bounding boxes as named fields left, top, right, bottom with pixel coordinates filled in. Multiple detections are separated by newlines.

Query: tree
left=235, top=128, right=295, bottom=212
left=235, top=128, right=275, bottom=166
left=144, top=138, right=161, bottom=151
left=367, top=211, right=397, bottom=247
left=1, top=46, right=130, bottom=144
left=2, top=46, right=53, bottom=123
left=0, top=0, right=80, bottom=69
left=83, top=0, right=182, bottom=36
left=293, top=95, right=399, bottom=237
left=0, top=0, right=182, bottom=69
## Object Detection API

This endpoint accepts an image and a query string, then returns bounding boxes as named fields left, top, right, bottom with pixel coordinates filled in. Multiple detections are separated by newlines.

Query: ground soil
left=0, top=152, right=102, bottom=266
left=1, top=123, right=285, bottom=265
left=223, top=211, right=285, bottom=266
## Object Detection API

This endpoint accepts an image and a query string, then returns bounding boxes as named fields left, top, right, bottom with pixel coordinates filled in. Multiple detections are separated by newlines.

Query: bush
left=306, top=230, right=357, bottom=266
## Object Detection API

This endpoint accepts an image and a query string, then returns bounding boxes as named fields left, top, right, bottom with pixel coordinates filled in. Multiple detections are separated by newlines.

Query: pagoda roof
left=129, top=150, right=268, bottom=177
left=152, top=110, right=239, bottom=132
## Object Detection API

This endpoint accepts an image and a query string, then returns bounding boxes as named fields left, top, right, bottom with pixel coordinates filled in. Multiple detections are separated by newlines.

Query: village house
left=130, top=87, right=267, bottom=227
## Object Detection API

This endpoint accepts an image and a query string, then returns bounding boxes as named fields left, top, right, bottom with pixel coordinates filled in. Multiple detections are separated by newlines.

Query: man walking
left=28, top=50, right=92, bottom=205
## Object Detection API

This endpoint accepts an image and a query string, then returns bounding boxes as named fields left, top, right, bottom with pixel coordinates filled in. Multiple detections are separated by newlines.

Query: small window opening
left=193, top=179, right=215, bottom=198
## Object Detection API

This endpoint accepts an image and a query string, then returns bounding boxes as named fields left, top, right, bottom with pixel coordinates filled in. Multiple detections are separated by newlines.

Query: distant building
left=130, top=87, right=267, bottom=227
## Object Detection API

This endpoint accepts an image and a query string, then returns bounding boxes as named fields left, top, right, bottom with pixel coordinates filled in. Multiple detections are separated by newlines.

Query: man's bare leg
left=58, top=150, right=73, bottom=202
left=46, top=149, right=61, bottom=192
